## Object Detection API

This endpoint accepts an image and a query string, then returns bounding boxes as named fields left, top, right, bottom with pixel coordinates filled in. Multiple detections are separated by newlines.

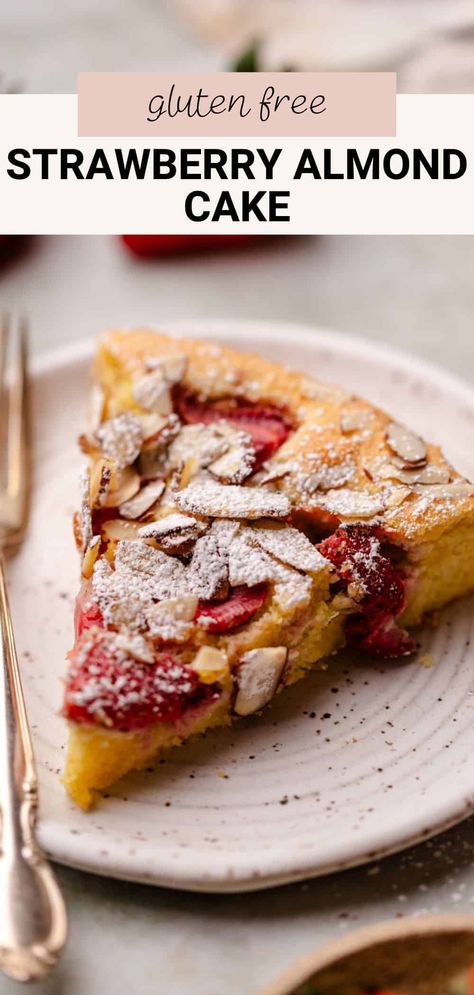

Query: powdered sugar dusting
left=97, top=412, right=143, bottom=468
left=176, top=477, right=290, bottom=519
left=252, top=526, right=328, bottom=574
left=315, top=489, right=385, bottom=520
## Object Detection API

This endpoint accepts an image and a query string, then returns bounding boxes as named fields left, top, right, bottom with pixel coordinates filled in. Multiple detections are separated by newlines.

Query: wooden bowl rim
left=259, top=914, right=474, bottom=995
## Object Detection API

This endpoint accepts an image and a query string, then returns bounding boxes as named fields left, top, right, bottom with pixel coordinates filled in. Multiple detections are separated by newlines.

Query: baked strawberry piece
left=319, top=525, right=416, bottom=657
left=63, top=328, right=474, bottom=808
left=66, top=628, right=220, bottom=731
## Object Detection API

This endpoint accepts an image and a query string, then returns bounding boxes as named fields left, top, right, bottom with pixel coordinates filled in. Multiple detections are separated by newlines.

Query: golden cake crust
left=97, top=327, right=474, bottom=547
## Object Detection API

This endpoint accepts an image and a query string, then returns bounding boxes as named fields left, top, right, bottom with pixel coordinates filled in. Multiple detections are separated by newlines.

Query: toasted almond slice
left=258, top=461, right=294, bottom=485
left=78, top=432, right=101, bottom=456
left=234, top=647, right=288, bottom=716
left=119, top=478, right=165, bottom=520
left=80, top=468, right=93, bottom=550
left=228, top=530, right=278, bottom=587
left=114, top=631, right=155, bottom=664
left=102, top=466, right=141, bottom=508
left=133, top=372, right=172, bottom=415
left=145, top=596, right=198, bottom=642
left=90, top=458, right=114, bottom=508
left=191, top=647, right=229, bottom=685
left=383, top=485, right=412, bottom=509
left=413, top=481, right=474, bottom=502
left=378, top=461, right=450, bottom=486
left=178, top=457, right=199, bottom=490
left=187, top=530, right=229, bottom=600
left=340, top=408, right=372, bottom=433
left=251, top=526, right=328, bottom=574
left=82, top=535, right=101, bottom=579
left=101, top=518, right=143, bottom=543
left=168, top=424, right=231, bottom=471
left=386, top=421, right=427, bottom=465
left=138, top=448, right=168, bottom=480
left=176, top=478, right=291, bottom=520
left=302, top=457, right=356, bottom=493
left=208, top=444, right=255, bottom=485
left=97, top=412, right=143, bottom=468
left=139, top=513, right=206, bottom=553
left=137, top=411, right=169, bottom=441
left=144, top=353, right=187, bottom=383
left=316, top=488, right=384, bottom=519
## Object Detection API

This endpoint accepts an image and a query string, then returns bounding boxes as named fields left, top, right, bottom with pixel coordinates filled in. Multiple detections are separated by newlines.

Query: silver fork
left=0, top=316, right=67, bottom=981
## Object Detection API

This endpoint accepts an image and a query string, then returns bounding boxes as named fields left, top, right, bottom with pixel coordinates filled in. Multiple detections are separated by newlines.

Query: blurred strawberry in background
left=121, top=235, right=258, bottom=257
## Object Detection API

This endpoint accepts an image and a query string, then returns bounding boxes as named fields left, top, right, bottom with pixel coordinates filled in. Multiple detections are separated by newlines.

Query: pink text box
left=78, top=72, right=396, bottom=138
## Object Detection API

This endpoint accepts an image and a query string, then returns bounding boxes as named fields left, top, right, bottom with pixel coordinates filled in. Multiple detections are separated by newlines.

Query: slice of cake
left=63, top=328, right=474, bottom=808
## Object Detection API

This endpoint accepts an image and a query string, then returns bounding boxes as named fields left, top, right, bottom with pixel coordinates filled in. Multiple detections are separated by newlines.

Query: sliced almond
left=228, top=529, right=278, bottom=587
left=82, top=535, right=101, bottom=579
left=90, top=458, right=114, bottom=508
left=383, top=485, right=412, bottom=509
left=251, top=526, right=328, bottom=575
left=144, top=353, right=187, bottom=384
left=340, top=408, right=372, bottom=433
left=78, top=432, right=101, bottom=457
left=145, top=596, right=197, bottom=642
left=258, top=461, right=294, bottom=485
left=139, top=513, right=206, bottom=553
left=168, top=423, right=231, bottom=471
left=137, top=411, right=169, bottom=441
left=176, top=478, right=291, bottom=520
left=133, top=372, right=172, bottom=415
left=177, top=457, right=199, bottom=490
left=102, top=466, right=141, bottom=509
left=191, top=647, right=229, bottom=685
left=80, top=468, right=93, bottom=550
left=302, top=456, right=356, bottom=493
left=187, top=530, right=229, bottom=600
left=413, top=482, right=474, bottom=502
left=378, top=461, right=450, bottom=486
left=138, top=448, right=168, bottom=480
left=101, top=518, right=143, bottom=543
left=386, top=421, right=427, bottom=465
left=97, top=412, right=143, bottom=468
left=316, top=488, right=384, bottom=519
left=234, top=647, right=288, bottom=716
left=119, top=479, right=165, bottom=520
left=208, top=444, right=255, bottom=485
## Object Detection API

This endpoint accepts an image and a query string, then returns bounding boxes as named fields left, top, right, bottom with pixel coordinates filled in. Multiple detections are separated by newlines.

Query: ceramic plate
left=11, top=319, right=474, bottom=892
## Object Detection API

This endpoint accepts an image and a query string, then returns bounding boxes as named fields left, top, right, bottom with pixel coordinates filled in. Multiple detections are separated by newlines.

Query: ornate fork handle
left=0, top=554, right=67, bottom=981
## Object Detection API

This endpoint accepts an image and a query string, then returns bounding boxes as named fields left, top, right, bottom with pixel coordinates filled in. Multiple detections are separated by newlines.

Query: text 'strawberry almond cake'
left=63, top=328, right=474, bottom=808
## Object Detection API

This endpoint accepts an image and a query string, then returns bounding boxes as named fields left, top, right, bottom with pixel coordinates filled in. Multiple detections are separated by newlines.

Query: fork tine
left=7, top=317, right=28, bottom=513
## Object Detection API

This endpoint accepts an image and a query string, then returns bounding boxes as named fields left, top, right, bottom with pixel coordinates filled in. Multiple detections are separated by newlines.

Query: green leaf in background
left=232, top=41, right=260, bottom=72
left=231, top=41, right=295, bottom=73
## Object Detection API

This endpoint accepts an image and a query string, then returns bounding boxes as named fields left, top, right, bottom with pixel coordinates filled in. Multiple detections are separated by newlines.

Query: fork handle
left=0, top=553, right=67, bottom=981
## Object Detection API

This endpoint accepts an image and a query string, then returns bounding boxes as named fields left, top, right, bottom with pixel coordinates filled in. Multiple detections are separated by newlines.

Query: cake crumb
left=419, top=654, right=434, bottom=668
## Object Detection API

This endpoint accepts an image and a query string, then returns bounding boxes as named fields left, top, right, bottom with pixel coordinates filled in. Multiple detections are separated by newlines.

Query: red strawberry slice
left=195, top=583, right=269, bottom=634
left=121, top=235, right=257, bottom=257
left=74, top=583, right=104, bottom=638
left=319, top=525, right=416, bottom=658
left=65, top=629, right=219, bottom=731
left=175, top=391, right=292, bottom=468
left=346, top=613, right=416, bottom=658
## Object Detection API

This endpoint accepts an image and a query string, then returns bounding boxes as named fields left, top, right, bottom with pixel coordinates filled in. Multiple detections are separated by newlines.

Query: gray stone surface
left=0, top=233, right=473, bottom=995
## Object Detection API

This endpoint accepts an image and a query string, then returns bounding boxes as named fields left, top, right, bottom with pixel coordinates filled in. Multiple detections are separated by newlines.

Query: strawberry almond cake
left=63, top=328, right=474, bottom=808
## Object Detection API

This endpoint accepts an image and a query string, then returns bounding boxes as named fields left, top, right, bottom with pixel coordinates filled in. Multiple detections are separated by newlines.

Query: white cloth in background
left=170, top=0, right=474, bottom=92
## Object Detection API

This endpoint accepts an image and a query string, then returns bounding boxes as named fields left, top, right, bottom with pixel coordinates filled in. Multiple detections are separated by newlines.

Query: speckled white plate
left=10, top=319, right=474, bottom=893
